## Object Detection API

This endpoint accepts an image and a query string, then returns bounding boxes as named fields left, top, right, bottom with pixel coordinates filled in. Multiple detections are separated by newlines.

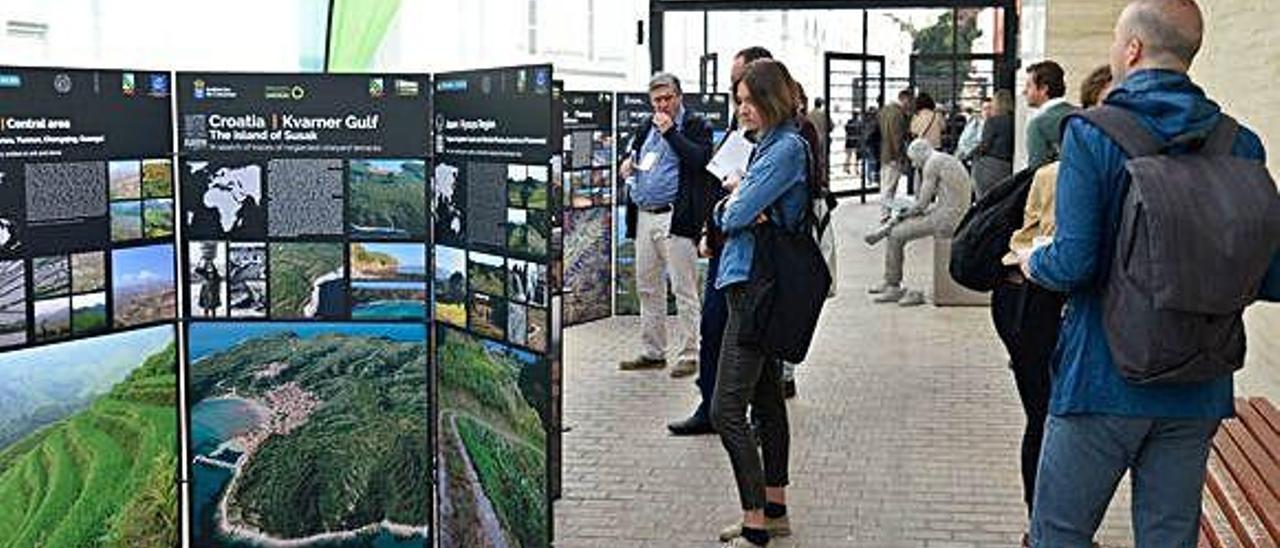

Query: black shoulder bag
left=737, top=136, right=832, bottom=362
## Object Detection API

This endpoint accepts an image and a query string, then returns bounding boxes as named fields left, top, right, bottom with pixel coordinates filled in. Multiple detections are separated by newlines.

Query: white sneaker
left=872, top=286, right=906, bottom=303
left=867, top=282, right=898, bottom=295
left=898, top=290, right=926, bottom=307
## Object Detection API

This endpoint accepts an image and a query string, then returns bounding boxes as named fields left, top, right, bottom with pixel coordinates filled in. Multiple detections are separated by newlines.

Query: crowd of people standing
left=613, top=1, right=1279, bottom=546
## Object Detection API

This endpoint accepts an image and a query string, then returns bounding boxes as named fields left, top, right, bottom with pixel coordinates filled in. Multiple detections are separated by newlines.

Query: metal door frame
left=824, top=52, right=887, bottom=202
left=647, top=0, right=1020, bottom=92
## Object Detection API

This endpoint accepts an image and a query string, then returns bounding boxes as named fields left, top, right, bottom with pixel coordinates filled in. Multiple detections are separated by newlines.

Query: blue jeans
left=1030, top=414, right=1220, bottom=548
left=694, top=255, right=727, bottom=418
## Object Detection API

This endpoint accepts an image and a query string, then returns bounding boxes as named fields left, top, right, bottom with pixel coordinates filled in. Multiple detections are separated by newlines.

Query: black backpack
left=948, top=165, right=1041, bottom=292
left=1081, top=106, right=1280, bottom=384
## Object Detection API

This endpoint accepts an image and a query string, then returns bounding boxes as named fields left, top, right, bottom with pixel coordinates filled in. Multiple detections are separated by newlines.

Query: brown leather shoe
left=670, top=358, right=697, bottom=378
left=619, top=356, right=666, bottom=370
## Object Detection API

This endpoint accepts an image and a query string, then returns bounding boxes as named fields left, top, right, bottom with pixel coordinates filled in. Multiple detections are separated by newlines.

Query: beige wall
left=1043, top=0, right=1279, bottom=174
left=1192, top=0, right=1279, bottom=175
left=1043, top=0, right=1128, bottom=106
left=1042, top=0, right=1280, bottom=398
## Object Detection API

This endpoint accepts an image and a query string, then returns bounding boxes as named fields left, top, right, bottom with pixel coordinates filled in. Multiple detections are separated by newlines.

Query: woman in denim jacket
left=709, top=58, right=810, bottom=548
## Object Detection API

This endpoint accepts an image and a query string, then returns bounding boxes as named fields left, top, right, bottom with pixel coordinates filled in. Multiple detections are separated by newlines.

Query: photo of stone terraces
left=0, top=260, right=26, bottom=347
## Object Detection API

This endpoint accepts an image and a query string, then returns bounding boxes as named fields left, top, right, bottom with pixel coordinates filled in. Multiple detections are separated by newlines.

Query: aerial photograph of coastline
left=186, top=322, right=431, bottom=547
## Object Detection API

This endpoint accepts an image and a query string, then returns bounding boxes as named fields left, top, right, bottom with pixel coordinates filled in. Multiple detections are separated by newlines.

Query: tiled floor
left=555, top=201, right=1280, bottom=547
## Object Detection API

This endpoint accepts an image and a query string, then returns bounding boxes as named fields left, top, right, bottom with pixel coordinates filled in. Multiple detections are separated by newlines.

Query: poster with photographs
left=561, top=91, right=614, bottom=326
left=434, top=65, right=558, bottom=547
left=177, top=72, right=434, bottom=547
left=176, top=72, right=431, bottom=325
left=0, top=63, right=179, bottom=547
left=0, top=67, right=177, bottom=352
left=614, top=92, right=730, bottom=315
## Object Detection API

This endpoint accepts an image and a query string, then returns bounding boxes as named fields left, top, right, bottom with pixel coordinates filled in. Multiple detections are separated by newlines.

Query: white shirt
left=1029, top=97, right=1070, bottom=120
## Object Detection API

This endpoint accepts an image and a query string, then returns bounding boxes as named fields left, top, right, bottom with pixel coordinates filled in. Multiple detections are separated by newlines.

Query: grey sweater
left=914, top=151, right=973, bottom=228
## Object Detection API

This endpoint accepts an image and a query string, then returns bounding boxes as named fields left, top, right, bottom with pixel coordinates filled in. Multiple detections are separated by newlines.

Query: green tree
left=889, top=10, right=984, bottom=107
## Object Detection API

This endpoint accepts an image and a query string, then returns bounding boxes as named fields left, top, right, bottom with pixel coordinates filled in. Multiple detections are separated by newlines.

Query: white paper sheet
left=706, top=129, right=755, bottom=181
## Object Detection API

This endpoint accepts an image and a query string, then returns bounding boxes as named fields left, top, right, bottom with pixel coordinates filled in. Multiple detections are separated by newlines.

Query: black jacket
left=977, top=113, right=1015, bottom=162
left=625, top=109, right=715, bottom=240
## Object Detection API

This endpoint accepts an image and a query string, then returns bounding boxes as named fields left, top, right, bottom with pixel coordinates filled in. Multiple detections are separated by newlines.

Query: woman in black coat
left=971, top=89, right=1015, bottom=199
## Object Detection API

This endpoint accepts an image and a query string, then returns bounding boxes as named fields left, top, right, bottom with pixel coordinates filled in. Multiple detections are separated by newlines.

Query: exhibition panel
left=0, top=66, right=180, bottom=547
left=176, top=72, right=435, bottom=547
left=561, top=91, right=616, bottom=327
left=549, top=81, right=566, bottom=502
left=0, top=63, right=567, bottom=548
left=0, top=67, right=177, bottom=348
left=433, top=65, right=557, bottom=548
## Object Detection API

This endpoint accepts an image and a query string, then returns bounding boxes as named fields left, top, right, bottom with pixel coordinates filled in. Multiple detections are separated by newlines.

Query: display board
left=0, top=66, right=180, bottom=546
left=561, top=91, right=615, bottom=327
left=433, top=65, right=557, bottom=548
left=0, top=64, right=566, bottom=548
left=177, top=72, right=434, bottom=547
left=613, top=92, right=730, bottom=315
left=549, top=81, right=566, bottom=502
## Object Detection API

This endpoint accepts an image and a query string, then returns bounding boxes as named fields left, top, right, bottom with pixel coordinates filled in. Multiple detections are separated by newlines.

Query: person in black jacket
left=669, top=46, right=779, bottom=436
left=971, top=89, right=1015, bottom=199
left=619, top=72, right=714, bottom=376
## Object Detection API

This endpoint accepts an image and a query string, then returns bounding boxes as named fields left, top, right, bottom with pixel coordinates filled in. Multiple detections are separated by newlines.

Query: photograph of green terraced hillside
left=437, top=325, right=548, bottom=548
left=0, top=325, right=179, bottom=548
left=0, top=260, right=27, bottom=348
left=348, top=159, right=428, bottom=240
left=186, top=322, right=431, bottom=547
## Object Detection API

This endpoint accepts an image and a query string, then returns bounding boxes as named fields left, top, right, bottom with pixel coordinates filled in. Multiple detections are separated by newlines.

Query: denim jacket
left=713, top=121, right=810, bottom=289
left=1028, top=69, right=1271, bottom=419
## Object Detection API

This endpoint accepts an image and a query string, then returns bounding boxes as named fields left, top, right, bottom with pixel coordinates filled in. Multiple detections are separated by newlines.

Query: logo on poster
left=53, top=73, right=72, bottom=94
left=183, top=114, right=209, bottom=150
left=533, top=68, right=550, bottom=94
left=436, top=79, right=467, bottom=93
left=149, top=74, right=169, bottom=98
left=193, top=80, right=237, bottom=100
left=123, top=73, right=135, bottom=96
left=395, top=79, right=420, bottom=97
left=517, top=70, right=528, bottom=94
left=0, top=74, right=20, bottom=89
left=264, top=85, right=306, bottom=100
left=481, top=76, right=493, bottom=95
left=369, top=78, right=385, bottom=98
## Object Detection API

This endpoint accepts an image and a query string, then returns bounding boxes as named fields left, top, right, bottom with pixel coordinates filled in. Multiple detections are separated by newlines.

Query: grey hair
left=648, top=72, right=682, bottom=94
left=1125, top=0, right=1203, bottom=66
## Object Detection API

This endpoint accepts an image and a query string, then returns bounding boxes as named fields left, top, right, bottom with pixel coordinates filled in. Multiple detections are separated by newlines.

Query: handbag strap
left=922, top=111, right=939, bottom=137
left=760, top=132, right=817, bottom=235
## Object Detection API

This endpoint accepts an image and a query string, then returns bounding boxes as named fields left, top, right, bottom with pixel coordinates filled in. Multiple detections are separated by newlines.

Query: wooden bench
left=1199, top=397, right=1280, bottom=547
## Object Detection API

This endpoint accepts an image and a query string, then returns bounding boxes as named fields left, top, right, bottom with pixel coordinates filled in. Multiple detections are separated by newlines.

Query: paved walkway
left=556, top=201, right=1280, bottom=547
